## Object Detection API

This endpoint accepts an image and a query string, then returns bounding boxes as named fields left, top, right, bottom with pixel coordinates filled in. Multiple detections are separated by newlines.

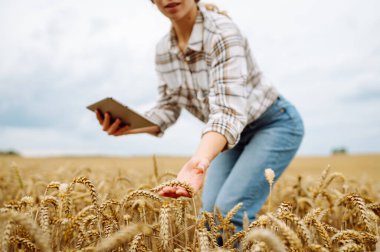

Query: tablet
left=87, top=97, right=158, bottom=130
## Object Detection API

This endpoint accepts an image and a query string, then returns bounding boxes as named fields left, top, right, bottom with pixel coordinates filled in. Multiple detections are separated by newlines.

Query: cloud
left=1, top=0, right=380, bottom=156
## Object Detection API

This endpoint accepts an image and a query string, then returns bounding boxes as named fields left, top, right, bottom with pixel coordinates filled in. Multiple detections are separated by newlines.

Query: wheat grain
left=159, top=202, right=171, bottom=250
left=0, top=211, right=52, bottom=252
left=129, top=233, right=143, bottom=252
left=198, top=227, right=211, bottom=252
left=307, top=244, right=329, bottom=252
left=9, top=236, right=39, bottom=252
left=151, top=180, right=194, bottom=198
left=338, top=193, right=375, bottom=233
left=267, top=213, right=303, bottom=251
left=265, top=168, right=275, bottom=212
left=276, top=210, right=312, bottom=246
left=338, top=242, right=364, bottom=252
left=0, top=159, right=379, bottom=251
left=95, top=223, right=152, bottom=251
left=244, top=228, right=286, bottom=252
left=223, top=202, right=243, bottom=228
left=71, top=177, right=99, bottom=212
left=123, top=190, right=162, bottom=204
left=2, top=220, right=12, bottom=252
left=223, top=230, right=245, bottom=249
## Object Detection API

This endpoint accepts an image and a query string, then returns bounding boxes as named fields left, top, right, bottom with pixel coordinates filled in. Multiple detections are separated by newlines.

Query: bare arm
left=96, top=110, right=161, bottom=136
left=194, top=131, right=227, bottom=165
left=159, top=131, right=227, bottom=198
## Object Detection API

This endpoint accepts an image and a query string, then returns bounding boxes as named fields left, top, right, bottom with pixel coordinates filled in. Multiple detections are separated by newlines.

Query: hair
left=150, top=0, right=201, bottom=3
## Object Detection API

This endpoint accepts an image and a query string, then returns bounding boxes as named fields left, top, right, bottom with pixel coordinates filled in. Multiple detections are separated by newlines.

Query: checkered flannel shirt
left=145, top=4, right=278, bottom=149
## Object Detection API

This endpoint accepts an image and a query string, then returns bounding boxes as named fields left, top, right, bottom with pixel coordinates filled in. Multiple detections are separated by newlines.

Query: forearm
left=194, top=131, right=227, bottom=164
left=128, top=125, right=161, bottom=135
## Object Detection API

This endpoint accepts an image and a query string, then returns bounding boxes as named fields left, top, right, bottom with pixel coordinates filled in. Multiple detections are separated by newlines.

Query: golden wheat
left=0, top=157, right=379, bottom=251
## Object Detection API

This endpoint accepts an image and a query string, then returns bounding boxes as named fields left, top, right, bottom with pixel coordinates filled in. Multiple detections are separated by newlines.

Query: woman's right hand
left=95, top=109, right=161, bottom=136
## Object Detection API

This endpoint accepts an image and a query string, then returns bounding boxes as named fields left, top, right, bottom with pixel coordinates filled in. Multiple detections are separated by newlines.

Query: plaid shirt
left=145, top=4, right=278, bottom=149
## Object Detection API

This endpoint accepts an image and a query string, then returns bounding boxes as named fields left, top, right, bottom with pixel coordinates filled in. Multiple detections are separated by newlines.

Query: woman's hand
left=159, top=156, right=210, bottom=198
left=96, top=109, right=160, bottom=136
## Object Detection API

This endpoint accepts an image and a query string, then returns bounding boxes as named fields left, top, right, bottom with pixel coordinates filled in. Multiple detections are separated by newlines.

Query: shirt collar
left=168, top=8, right=204, bottom=54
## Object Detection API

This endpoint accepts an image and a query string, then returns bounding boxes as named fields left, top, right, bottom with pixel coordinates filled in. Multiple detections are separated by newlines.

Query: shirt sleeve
left=144, top=72, right=182, bottom=137
left=202, top=30, right=249, bottom=149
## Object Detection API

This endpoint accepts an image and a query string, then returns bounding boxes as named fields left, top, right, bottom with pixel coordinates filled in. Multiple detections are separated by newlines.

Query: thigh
left=215, top=108, right=304, bottom=224
left=201, top=148, right=241, bottom=212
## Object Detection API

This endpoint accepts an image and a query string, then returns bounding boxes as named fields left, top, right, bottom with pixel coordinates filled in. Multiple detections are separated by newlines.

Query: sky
left=0, top=0, right=379, bottom=157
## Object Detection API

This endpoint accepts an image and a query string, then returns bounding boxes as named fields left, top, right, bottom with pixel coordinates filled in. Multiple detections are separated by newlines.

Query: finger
left=113, top=125, right=130, bottom=136
left=176, top=187, right=190, bottom=197
left=103, top=112, right=111, bottom=131
left=162, top=186, right=176, bottom=195
left=159, top=189, right=179, bottom=198
left=164, top=191, right=180, bottom=198
left=95, top=109, right=104, bottom=125
left=107, top=118, right=121, bottom=135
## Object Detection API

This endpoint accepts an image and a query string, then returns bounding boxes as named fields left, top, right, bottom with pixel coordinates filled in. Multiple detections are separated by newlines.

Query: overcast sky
left=0, top=0, right=379, bottom=157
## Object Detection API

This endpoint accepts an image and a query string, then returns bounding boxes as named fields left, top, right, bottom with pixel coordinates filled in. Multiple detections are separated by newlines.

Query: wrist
left=190, top=155, right=211, bottom=172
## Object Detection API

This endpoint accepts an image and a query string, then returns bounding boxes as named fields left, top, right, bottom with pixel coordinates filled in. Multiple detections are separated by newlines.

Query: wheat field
left=0, top=154, right=379, bottom=251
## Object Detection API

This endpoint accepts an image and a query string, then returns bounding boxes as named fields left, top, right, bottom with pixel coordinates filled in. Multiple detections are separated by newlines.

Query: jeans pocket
left=254, top=97, right=289, bottom=126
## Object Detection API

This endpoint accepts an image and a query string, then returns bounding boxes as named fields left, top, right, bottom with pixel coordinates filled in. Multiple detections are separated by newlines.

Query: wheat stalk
left=267, top=213, right=303, bottom=251
left=0, top=211, right=52, bottom=252
left=244, top=228, right=286, bottom=252
left=338, top=193, right=375, bottom=233
left=9, top=236, right=39, bottom=252
left=95, top=223, right=152, bottom=252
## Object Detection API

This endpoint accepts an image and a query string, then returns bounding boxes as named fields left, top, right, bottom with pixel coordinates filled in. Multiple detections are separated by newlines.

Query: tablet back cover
left=87, top=97, right=157, bottom=130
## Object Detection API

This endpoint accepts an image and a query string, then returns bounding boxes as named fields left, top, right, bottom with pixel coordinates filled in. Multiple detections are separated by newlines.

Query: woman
left=96, top=0, right=304, bottom=231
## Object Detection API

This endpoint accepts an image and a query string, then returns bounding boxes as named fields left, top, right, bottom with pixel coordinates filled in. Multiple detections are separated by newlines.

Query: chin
left=164, top=11, right=186, bottom=21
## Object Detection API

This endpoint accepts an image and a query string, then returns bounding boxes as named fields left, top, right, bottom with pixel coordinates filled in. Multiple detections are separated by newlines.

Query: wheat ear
left=123, top=190, right=162, bottom=204
left=0, top=211, right=52, bottom=252
left=223, top=202, right=243, bottom=228
left=313, top=165, right=330, bottom=199
left=267, top=213, right=303, bottom=251
left=338, top=242, right=364, bottom=252
left=277, top=210, right=312, bottom=246
left=71, top=177, right=99, bottom=212
left=223, top=230, right=245, bottom=249
left=95, top=223, right=152, bottom=252
left=151, top=180, right=194, bottom=197
left=244, top=228, right=286, bottom=252
left=198, top=227, right=211, bottom=252
left=307, top=244, right=330, bottom=252
left=265, top=168, right=275, bottom=212
left=159, top=202, right=171, bottom=250
left=9, top=236, right=39, bottom=252
left=338, top=193, right=375, bottom=233
left=2, top=220, right=12, bottom=252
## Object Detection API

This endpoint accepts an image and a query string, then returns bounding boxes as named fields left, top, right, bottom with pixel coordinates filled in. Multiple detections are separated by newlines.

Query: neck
left=171, top=6, right=198, bottom=53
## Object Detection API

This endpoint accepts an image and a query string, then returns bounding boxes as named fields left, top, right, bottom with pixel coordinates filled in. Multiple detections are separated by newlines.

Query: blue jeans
left=201, top=95, right=304, bottom=231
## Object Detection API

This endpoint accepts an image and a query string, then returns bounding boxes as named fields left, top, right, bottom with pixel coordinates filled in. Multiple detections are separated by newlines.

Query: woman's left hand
left=158, top=156, right=210, bottom=198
